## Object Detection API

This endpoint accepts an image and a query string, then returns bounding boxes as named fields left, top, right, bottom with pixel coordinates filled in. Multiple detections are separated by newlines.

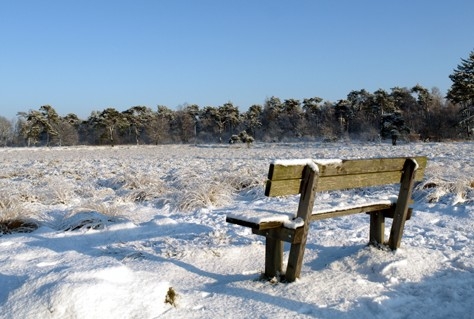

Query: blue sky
left=1, top=0, right=473, bottom=120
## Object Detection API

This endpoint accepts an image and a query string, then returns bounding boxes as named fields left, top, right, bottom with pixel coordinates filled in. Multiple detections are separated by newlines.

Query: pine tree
left=447, top=49, right=474, bottom=137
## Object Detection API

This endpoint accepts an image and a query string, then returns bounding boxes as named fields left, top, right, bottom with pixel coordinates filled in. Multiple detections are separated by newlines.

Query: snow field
left=0, top=141, right=473, bottom=318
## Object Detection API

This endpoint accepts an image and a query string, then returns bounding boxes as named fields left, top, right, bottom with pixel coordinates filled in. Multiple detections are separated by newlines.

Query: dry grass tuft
left=60, top=211, right=117, bottom=231
left=224, top=172, right=263, bottom=192
left=59, top=202, right=126, bottom=231
left=80, top=202, right=124, bottom=217
left=176, top=180, right=234, bottom=212
left=0, top=194, right=38, bottom=235
left=416, top=177, right=473, bottom=204
left=0, top=219, right=38, bottom=235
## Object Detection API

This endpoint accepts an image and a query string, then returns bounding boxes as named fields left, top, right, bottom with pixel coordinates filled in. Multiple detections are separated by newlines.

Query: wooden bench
left=226, top=156, right=427, bottom=282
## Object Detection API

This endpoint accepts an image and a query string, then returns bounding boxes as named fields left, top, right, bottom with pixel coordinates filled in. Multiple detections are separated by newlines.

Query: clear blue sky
left=1, top=0, right=473, bottom=120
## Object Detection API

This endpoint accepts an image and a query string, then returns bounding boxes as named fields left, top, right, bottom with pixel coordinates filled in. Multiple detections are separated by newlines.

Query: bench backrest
left=265, top=157, right=427, bottom=197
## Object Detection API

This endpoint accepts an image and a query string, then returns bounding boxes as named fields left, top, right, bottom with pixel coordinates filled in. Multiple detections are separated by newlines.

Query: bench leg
left=285, top=241, right=306, bottom=282
left=369, top=211, right=385, bottom=245
left=265, top=237, right=283, bottom=278
left=285, top=165, right=318, bottom=282
left=285, top=225, right=310, bottom=282
left=389, top=159, right=418, bottom=250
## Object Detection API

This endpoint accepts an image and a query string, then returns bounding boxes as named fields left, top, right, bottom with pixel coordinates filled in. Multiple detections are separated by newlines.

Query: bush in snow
left=229, top=131, right=255, bottom=147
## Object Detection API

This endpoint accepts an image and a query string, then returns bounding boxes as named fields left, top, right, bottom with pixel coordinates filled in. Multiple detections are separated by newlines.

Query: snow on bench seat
left=227, top=199, right=397, bottom=230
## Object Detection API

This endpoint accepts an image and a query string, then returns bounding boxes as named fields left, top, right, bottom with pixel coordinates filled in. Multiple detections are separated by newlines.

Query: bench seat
left=227, top=199, right=403, bottom=230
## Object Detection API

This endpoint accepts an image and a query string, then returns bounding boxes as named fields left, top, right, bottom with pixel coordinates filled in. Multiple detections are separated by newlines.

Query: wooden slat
left=266, top=156, right=427, bottom=197
left=310, top=203, right=393, bottom=221
left=267, top=164, right=305, bottom=180
left=225, top=216, right=282, bottom=230
left=253, top=227, right=303, bottom=244
left=414, top=156, right=428, bottom=178
left=267, top=171, right=402, bottom=196
left=317, top=157, right=427, bottom=178
left=265, top=179, right=302, bottom=196
left=227, top=204, right=411, bottom=234
left=268, top=156, right=427, bottom=181
left=316, top=171, right=403, bottom=191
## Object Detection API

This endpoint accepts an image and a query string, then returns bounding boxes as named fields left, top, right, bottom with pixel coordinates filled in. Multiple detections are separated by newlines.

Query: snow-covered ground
left=0, top=141, right=473, bottom=318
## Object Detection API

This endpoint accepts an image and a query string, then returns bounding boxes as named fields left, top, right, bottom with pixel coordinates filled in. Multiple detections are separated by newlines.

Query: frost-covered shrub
left=120, top=172, right=169, bottom=202
left=228, top=131, right=255, bottom=147
left=218, top=168, right=264, bottom=199
left=37, top=177, right=77, bottom=205
left=171, top=163, right=264, bottom=212
left=176, top=180, right=234, bottom=212
left=75, top=182, right=115, bottom=200
left=415, top=172, right=473, bottom=205
left=80, top=202, right=124, bottom=217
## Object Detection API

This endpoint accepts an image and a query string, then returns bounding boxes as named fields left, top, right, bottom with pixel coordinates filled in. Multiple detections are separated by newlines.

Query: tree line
left=1, top=50, right=473, bottom=147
